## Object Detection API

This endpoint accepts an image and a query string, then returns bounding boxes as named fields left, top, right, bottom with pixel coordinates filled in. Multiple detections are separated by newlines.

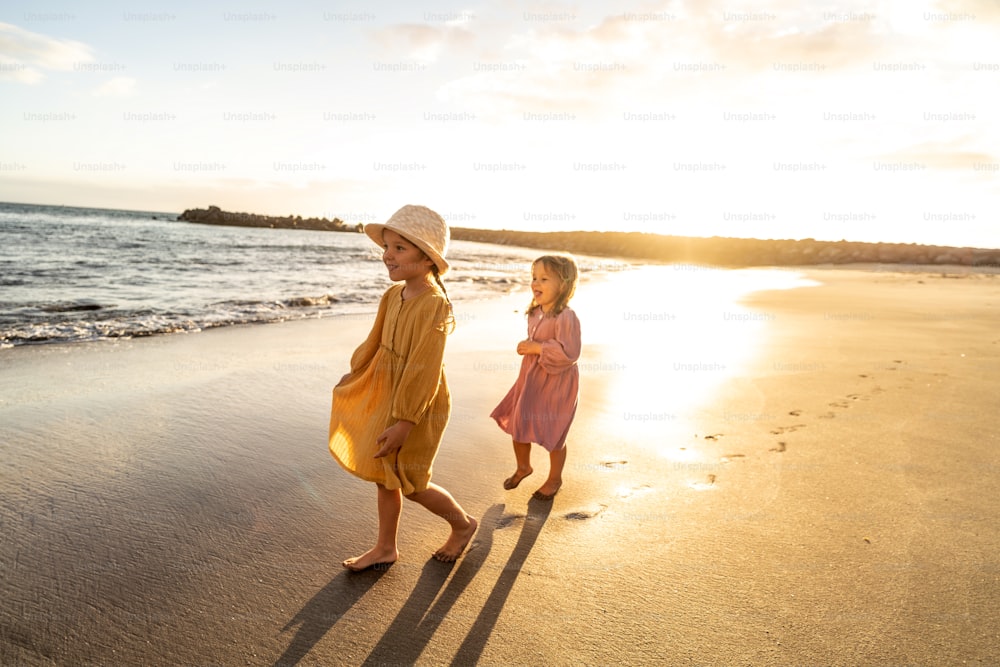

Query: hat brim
left=365, top=223, right=450, bottom=276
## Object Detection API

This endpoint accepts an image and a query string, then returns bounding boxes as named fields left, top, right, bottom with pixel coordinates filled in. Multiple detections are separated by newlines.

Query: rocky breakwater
left=175, top=207, right=1000, bottom=268
left=450, top=228, right=1000, bottom=269
left=178, top=205, right=361, bottom=232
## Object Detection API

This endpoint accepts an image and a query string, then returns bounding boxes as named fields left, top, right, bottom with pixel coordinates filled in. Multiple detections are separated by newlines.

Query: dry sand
left=2, top=264, right=999, bottom=666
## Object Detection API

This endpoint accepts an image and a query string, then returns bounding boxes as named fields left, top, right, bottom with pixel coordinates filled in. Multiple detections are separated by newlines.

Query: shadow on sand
left=275, top=499, right=551, bottom=665
left=272, top=566, right=389, bottom=667
left=361, top=503, right=506, bottom=666
left=449, top=496, right=553, bottom=666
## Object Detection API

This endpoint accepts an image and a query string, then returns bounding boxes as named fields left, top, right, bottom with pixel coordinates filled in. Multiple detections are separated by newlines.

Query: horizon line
left=2, top=199, right=997, bottom=252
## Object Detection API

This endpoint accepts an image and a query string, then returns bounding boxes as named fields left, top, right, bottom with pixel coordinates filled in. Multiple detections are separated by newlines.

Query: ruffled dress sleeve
left=538, top=308, right=581, bottom=374
left=391, top=294, right=449, bottom=424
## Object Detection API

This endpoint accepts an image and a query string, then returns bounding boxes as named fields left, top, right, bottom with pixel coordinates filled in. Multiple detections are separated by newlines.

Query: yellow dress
left=329, top=284, right=451, bottom=494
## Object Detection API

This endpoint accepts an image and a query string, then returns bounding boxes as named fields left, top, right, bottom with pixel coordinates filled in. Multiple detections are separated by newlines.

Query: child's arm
left=390, top=296, right=449, bottom=426
left=536, top=309, right=581, bottom=374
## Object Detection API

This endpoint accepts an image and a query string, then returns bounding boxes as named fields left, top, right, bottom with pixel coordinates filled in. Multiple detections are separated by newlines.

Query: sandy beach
left=2, top=263, right=999, bottom=666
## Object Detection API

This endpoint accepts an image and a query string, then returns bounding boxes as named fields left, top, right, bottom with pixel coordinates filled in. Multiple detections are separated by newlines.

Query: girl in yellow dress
left=329, top=205, right=477, bottom=571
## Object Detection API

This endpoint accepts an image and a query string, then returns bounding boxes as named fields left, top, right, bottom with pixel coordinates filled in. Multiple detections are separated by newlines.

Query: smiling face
left=381, top=228, right=434, bottom=283
left=531, top=261, right=563, bottom=313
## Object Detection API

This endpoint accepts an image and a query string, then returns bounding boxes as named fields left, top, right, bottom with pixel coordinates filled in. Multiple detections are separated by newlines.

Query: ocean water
left=0, top=202, right=621, bottom=348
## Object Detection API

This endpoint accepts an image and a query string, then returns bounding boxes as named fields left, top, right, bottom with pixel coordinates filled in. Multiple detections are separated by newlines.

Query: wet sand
left=2, top=265, right=999, bottom=666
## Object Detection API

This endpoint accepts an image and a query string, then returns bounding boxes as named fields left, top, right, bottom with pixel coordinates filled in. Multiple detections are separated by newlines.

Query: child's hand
left=374, top=420, right=414, bottom=458
left=516, top=339, right=542, bottom=356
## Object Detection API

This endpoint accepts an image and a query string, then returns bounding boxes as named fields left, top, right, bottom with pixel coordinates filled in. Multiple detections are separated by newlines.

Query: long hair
left=526, top=254, right=578, bottom=318
left=431, top=264, right=456, bottom=334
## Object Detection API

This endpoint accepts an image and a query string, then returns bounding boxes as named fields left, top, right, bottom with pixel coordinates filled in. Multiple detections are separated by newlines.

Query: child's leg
left=405, top=483, right=478, bottom=562
left=534, top=446, right=567, bottom=498
left=343, top=483, right=401, bottom=571
left=503, top=440, right=533, bottom=489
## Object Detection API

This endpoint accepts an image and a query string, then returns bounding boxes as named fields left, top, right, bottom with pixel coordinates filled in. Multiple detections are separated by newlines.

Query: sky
left=1, top=0, right=998, bottom=247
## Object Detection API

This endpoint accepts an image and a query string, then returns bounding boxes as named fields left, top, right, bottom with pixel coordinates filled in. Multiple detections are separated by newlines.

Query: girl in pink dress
left=490, top=254, right=581, bottom=501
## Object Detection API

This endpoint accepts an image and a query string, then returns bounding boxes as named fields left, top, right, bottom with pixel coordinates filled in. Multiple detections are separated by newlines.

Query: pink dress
left=490, top=306, right=581, bottom=451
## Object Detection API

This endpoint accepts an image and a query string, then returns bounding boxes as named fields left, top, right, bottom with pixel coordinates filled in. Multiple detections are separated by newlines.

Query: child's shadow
left=272, top=567, right=389, bottom=667
left=449, top=496, right=553, bottom=666
left=275, top=500, right=550, bottom=666
left=361, top=503, right=507, bottom=666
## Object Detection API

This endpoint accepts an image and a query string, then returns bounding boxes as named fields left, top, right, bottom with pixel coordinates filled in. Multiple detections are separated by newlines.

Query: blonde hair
left=527, top=254, right=578, bottom=317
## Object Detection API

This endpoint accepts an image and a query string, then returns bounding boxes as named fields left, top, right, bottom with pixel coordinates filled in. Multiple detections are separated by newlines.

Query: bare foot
left=503, top=467, right=533, bottom=490
left=342, top=546, right=398, bottom=572
left=532, top=480, right=562, bottom=501
left=433, top=515, right=478, bottom=563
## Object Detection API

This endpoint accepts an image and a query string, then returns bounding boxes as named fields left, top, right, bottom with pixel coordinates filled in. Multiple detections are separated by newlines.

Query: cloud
left=670, top=0, right=904, bottom=72
left=94, top=76, right=136, bottom=97
left=374, top=22, right=476, bottom=63
left=437, top=12, right=667, bottom=116
left=0, top=21, right=94, bottom=83
left=0, top=60, right=42, bottom=84
left=931, top=0, right=1000, bottom=22
left=433, top=1, right=966, bottom=119
left=882, top=143, right=997, bottom=170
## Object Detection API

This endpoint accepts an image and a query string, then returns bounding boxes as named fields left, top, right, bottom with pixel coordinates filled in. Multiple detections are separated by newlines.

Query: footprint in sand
left=770, top=442, right=787, bottom=452
left=616, top=484, right=653, bottom=499
left=600, top=459, right=628, bottom=469
left=496, top=513, right=524, bottom=530
left=770, top=424, right=806, bottom=434
left=564, top=505, right=607, bottom=521
left=704, top=433, right=723, bottom=441
left=819, top=412, right=836, bottom=419
left=688, top=474, right=717, bottom=490
left=720, top=453, right=746, bottom=463
left=831, top=394, right=866, bottom=408
left=788, top=410, right=802, bottom=416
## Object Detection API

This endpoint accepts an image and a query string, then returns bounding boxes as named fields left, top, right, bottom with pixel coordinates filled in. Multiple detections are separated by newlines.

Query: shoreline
left=2, top=261, right=997, bottom=353
left=2, top=265, right=998, bottom=665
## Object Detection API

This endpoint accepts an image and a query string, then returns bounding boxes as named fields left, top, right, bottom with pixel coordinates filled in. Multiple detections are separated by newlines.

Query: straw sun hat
left=365, top=205, right=451, bottom=276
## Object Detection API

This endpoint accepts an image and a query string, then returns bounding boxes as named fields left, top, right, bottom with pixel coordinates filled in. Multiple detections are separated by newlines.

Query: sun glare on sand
left=574, top=264, right=818, bottom=459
